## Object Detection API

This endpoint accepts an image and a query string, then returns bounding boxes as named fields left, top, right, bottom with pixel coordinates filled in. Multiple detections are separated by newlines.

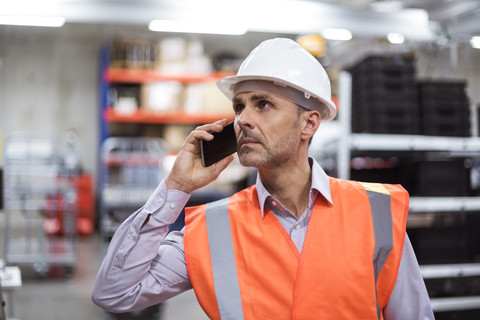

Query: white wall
left=0, top=24, right=104, bottom=183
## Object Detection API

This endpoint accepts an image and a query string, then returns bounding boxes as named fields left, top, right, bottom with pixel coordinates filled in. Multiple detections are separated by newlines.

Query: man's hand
left=165, top=119, right=235, bottom=194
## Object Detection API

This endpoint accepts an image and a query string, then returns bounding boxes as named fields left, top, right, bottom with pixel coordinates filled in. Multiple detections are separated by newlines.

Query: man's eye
left=234, top=103, right=245, bottom=114
left=258, top=101, right=272, bottom=110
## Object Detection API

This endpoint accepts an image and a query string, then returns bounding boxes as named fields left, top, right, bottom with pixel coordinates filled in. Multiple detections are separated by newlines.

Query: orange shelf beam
left=105, top=108, right=235, bottom=125
left=104, top=68, right=234, bottom=84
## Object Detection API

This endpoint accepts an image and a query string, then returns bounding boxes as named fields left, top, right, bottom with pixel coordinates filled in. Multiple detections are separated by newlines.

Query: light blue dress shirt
left=92, top=158, right=435, bottom=319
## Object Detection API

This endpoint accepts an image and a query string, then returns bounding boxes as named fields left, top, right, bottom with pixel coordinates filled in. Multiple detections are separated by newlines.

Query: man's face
left=232, top=91, right=303, bottom=169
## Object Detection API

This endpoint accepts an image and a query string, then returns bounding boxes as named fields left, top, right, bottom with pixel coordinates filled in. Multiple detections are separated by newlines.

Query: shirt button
left=169, top=203, right=175, bottom=209
left=294, top=224, right=300, bottom=230
left=272, top=201, right=277, bottom=206
left=158, top=197, right=164, bottom=203
left=130, top=232, right=137, bottom=238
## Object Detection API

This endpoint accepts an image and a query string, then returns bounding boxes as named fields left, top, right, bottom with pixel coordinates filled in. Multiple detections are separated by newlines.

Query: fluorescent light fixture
left=148, top=19, right=247, bottom=35
left=387, top=32, right=405, bottom=44
left=0, top=15, right=65, bottom=27
left=369, top=0, right=403, bottom=12
left=470, top=36, right=480, bottom=49
left=321, top=28, right=352, bottom=41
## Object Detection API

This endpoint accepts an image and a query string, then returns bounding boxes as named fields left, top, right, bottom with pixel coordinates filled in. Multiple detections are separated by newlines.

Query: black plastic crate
left=420, top=99, right=470, bottom=115
left=352, top=102, right=421, bottom=134
left=418, top=81, right=468, bottom=102
left=350, top=55, right=416, bottom=74
left=353, top=98, right=419, bottom=111
left=352, top=71, right=416, bottom=87
left=434, top=309, right=480, bottom=320
left=351, top=167, right=399, bottom=184
left=353, top=77, right=416, bottom=93
left=420, top=97, right=470, bottom=137
left=409, top=226, right=471, bottom=264
left=352, top=92, right=419, bottom=119
left=421, top=104, right=469, bottom=123
left=353, top=86, right=417, bottom=101
left=354, top=116, right=420, bottom=134
left=364, top=120, right=420, bottom=135
left=409, top=159, right=471, bottom=196
left=409, top=212, right=480, bottom=265
left=359, top=107, right=420, bottom=124
left=353, top=86, right=418, bottom=102
left=421, top=112, right=470, bottom=137
left=352, top=120, right=420, bottom=135
left=422, top=122, right=470, bottom=137
left=425, top=276, right=480, bottom=298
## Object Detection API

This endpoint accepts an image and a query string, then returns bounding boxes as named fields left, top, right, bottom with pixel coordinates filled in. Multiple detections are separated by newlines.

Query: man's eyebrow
left=250, top=93, right=270, bottom=101
left=233, top=93, right=272, bottom=104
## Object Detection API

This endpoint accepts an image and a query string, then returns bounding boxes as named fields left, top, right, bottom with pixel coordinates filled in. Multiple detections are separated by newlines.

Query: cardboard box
left=141, top=82, right=184, bottom=111
left=201, top=81, right=233, bottom=115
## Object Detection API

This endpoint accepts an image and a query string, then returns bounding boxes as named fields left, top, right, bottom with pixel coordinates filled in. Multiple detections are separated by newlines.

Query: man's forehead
left=233, top=91, right=282, bottom=102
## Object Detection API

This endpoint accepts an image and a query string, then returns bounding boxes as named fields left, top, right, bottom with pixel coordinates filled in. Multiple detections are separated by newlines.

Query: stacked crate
left=418, top=81, right=470, bottom=137
left=350, top=55, right=420, bottom=134
left=408, top=212, right=477, bottom=265
left=407, top=158, right=472, bottom=197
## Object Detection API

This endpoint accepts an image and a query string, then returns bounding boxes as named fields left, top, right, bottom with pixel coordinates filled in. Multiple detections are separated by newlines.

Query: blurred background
left=1, top=0, right=480, bottom=319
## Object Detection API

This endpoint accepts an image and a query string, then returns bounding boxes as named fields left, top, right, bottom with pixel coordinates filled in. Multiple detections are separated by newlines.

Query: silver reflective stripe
left=366, top=190, right=393, bottom=320
left=205, top=198, right=244, bottom=320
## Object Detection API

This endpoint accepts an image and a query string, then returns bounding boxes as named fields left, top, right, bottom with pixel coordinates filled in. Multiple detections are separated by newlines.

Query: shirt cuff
left=144, top=179, right=191, bottom=225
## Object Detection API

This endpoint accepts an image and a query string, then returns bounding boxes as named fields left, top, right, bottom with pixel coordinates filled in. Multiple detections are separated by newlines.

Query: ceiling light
left=321, top=28, right=352, bottom=41
left=0, top=15, right=65, bottom=27
left=387, top=32, right=405, bottom=44
left=369, top=0, right=403, bottom=12
left=470, top=36, right=480, bottom=49
left=148, top=19, right=247, bottom=35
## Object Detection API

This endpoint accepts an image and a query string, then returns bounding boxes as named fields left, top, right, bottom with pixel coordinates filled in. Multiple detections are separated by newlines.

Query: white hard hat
left=217, top=38, right=337, bottom=122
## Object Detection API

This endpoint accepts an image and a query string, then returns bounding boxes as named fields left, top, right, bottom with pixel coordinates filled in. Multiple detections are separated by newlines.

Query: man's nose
left=235, top=105, right=254, bottom=130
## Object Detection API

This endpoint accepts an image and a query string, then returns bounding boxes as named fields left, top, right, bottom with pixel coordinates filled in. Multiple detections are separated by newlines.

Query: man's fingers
left=195, top=119, right=229, bottom=134
left=188, top=130, right=213, bottom=143
left=186, top=119, right=230, bottom=145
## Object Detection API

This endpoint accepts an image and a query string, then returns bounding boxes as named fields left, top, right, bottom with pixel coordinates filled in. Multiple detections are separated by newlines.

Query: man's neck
left=258, top=157, right=312, bottom=219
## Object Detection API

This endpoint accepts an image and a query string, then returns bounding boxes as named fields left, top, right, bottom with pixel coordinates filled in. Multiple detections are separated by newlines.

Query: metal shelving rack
left=3, top=132, right=79, bottom=274
left=322, top=72, right=480, bottom=314
left=100, top=137, right=169, bottom=240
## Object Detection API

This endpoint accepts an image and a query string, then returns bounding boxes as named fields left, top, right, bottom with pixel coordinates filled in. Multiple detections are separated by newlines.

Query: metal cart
left=3, top=132, right=79, bottom=275
left=100, top=137, right=169, bottom=240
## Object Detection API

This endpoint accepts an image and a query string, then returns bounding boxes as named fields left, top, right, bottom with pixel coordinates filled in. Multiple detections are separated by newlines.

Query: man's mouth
left=239, top=138, right=258, bottom=147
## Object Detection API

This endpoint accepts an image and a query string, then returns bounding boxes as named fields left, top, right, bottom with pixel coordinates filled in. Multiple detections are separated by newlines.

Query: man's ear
left=301, top=110, right=321, bottom=141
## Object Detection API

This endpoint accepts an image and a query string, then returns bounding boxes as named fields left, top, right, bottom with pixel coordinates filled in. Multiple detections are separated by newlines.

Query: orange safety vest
left=184, top=177, right=409, bottom=320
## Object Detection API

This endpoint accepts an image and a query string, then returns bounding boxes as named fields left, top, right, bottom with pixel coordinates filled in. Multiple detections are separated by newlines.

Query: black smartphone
left=200, top=122, right=237, bottom=167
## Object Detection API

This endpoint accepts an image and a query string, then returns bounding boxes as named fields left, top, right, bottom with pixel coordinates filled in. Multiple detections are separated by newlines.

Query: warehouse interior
left=1, top=0, right=480, bottom=319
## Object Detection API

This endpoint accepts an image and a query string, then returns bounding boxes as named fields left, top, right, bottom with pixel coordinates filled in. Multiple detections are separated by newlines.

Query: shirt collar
left=256, top=157, right=333, bottom=219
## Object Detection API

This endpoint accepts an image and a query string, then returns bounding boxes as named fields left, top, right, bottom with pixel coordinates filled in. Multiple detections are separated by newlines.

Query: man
left=92, top=38, right=434, bottom=319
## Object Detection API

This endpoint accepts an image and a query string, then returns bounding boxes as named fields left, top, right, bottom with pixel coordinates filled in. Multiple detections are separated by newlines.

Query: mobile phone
left=200, top=122, right=237, bottom=167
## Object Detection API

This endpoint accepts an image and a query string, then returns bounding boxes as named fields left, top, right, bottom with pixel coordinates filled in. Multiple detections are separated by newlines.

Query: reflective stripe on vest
left=205, top=198, right=244, bottom=320
left=205, top=184, right=394, bottom=320
left=366, top=189, right=393, bottom=320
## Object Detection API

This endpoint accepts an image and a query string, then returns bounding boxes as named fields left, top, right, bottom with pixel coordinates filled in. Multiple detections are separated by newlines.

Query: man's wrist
left=165, top=175, right=191, bottom=194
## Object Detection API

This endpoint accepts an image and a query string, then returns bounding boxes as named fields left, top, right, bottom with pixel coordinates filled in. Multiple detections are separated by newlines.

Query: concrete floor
left=0, top=210, right=208, bottom=320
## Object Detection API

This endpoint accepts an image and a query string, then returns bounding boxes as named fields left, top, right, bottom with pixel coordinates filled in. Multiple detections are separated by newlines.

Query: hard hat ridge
left=217, top=37, right=337, bottom=122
